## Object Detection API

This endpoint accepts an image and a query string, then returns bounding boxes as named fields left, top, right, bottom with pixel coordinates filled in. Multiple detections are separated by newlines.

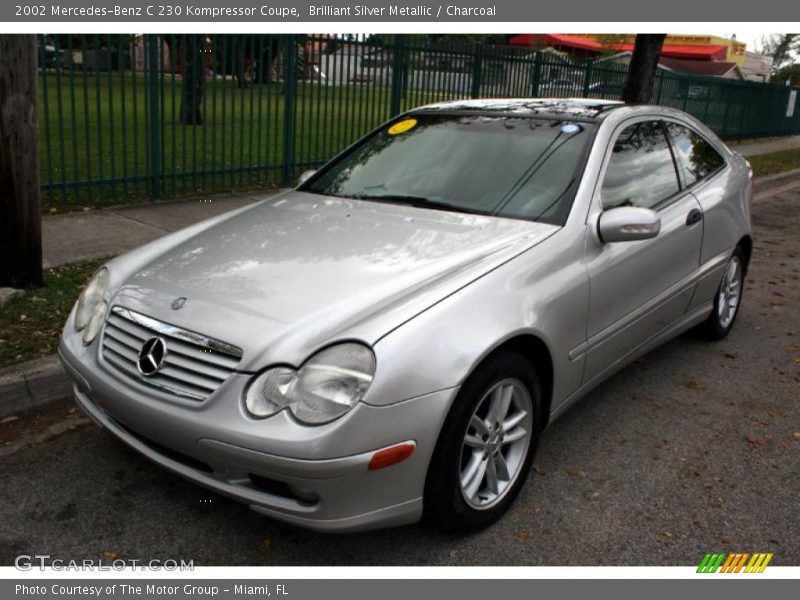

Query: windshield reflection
left=307, top=114, right=594, bottom=225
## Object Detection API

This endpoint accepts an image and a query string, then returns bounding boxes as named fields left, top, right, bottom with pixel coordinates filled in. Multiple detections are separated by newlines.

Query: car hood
left=111, top=191, right=558, bottom=370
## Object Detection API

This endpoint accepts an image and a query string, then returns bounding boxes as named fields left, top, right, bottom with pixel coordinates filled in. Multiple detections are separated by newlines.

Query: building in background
left=506, top=34, right=606, bottom=60
left=510, top=34, right=748, bottom=63
left=743, top=51, right=774, bottom=82
left=598, top=51, right=745, bottom=80
left=509, top=33, right=780, bottom=82
left=593, top=34, right=746, bottom=65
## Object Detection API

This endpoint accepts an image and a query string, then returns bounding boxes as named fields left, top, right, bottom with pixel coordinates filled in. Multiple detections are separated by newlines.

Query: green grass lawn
left=39, top=69, right=456, bottom=210
left=0, top=258, right=107, bottom=368
left=749, top=147, right=800, bottom=178
left=39, top=67, right=800, bottom=211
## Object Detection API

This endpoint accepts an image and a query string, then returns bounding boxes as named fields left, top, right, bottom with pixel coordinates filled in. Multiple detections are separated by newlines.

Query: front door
left=584, top=119, right=704, bottom=383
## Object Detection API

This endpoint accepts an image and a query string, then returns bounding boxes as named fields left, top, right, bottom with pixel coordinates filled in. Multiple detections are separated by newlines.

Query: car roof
left=411, top=98, right=626, bottom=122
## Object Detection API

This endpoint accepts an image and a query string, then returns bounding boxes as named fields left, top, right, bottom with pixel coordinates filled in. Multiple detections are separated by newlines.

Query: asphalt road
left=1, top=187, right=799, bottom=567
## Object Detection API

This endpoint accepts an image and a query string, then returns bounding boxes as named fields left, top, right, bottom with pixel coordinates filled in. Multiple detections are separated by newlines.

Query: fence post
left=282, top=34, right=297, bottom=185
left=753, top=86, right=769, bottom=137
left=582, top=59, right=593, bottom=97
left=681, top=75, right=689, bottom=111
left=470, top=43, right=483, bottom=99
left=531, top=52, right=542, bottom=96
left=390, top=35, right=405, bottom=117
left=146, top=34, right=161, bottom=200
left=721, top=83, right=733, bottom=138
left=736, top=85, right=749, bottom=140
left=655, top=71, right=664, bottom=104
left=793, top=86, right=800, bottom=135
left=702, top=78, right=713, bottom=123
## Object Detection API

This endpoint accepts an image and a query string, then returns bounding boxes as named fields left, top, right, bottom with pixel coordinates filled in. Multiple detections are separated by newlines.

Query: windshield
left=305, top=113, right=595, bottom=225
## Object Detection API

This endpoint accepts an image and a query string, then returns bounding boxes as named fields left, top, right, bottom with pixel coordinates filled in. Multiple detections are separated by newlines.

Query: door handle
left=686, top=209, right=703, bottom=226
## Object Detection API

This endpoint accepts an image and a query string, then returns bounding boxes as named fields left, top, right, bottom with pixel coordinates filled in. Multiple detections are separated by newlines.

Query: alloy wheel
left=459, top=378, right=534, bottom=510
left=718, top=255, right=743, bottom=329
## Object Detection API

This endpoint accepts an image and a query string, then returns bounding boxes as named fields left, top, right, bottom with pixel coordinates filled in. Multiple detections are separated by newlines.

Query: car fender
left=366, top=228, right=589, bottom=413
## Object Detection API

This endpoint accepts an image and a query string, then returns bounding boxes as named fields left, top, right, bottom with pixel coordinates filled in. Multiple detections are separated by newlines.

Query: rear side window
left=665, top=122, right=726, bottom=186
left=601, top=121, right=680, bottom=210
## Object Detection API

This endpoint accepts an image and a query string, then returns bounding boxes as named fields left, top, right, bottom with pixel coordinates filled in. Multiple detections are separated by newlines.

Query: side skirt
left=548, top=301, right=713, bottom=423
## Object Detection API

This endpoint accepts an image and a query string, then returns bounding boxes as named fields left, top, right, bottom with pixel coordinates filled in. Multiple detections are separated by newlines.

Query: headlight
left=245, top=343, right=376, bottom=425
left=81, top=299, right=108, bottom=345
left=74, top=268, right=109, bottom=344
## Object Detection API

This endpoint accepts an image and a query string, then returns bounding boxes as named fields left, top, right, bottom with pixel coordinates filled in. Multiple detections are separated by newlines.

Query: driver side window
left=601, top=121, right=681, bottom=211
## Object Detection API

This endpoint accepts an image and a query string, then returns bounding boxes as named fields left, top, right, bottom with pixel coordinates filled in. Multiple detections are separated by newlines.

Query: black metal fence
left=38, top=34, right=800, bottom=209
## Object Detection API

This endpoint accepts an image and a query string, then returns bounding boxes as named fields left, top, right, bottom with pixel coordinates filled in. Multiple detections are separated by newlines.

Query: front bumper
left=59, top=333, right=456, bottom=533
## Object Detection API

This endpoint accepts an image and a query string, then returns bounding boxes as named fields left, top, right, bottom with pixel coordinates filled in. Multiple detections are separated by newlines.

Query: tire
left=423, top=350, right=543, bottom=532
left=695, top=248, right=745, bottom=341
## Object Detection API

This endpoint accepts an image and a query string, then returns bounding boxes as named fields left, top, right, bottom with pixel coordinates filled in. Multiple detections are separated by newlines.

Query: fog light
left=287, top=485, right=320, bottom=505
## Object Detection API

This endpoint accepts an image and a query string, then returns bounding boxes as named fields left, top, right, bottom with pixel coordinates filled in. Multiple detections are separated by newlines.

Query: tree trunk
left=180, top=35, right=205, bottom=125
left=622, top=34, right=666, bottom=105
left=0, top=35, right=42, bottom=287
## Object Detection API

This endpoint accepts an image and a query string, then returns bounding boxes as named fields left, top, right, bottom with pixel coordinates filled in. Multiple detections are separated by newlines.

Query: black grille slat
left=103, top=336, right=139, bottom=362
left=157, top=365, right=221, bottom=391
left=104, top=345, right=220, bottom=399
left=108, top=312, right=240, bottom=359
left=101, top=306, right=242, bottom=401
left=104, top=347, right=146, bottom=380
left=106, top=314, right=239, bottom=370
left=163, top=352, right=231, bottom=381
left=104, top=322, right=146, bottom=348
left=106, top=313, right=152, bottom=340
left=106, top=313, right=236, bottom=356
left=161, top=341, right=240, bottom=370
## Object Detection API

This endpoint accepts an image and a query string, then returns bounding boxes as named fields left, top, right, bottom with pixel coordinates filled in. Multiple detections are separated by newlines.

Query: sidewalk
left=729, top=135, right=800, bottom=157
left=42, top=191, right=269, bottom=268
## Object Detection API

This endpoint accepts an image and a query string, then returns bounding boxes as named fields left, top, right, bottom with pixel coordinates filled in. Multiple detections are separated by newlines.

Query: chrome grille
left=102, top=306, right=243, bottom=401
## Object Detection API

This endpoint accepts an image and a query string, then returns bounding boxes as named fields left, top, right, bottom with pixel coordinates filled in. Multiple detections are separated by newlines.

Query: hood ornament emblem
left=171, top=297, right=187, bottom=310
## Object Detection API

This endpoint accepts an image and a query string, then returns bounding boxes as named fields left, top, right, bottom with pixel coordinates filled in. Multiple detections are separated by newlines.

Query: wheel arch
left=422, top=332, right=554, bottom=530
left=470, top=333, right=555, bottom=429
left=737, top=234, right=753, bottom=275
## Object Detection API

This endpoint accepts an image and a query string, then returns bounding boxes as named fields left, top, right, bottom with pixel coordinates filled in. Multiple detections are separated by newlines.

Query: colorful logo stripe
left=697, top=553, right=773, bottom=573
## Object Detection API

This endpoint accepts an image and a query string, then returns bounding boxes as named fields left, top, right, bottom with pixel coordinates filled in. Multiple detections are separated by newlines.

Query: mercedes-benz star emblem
left=137, top=337, right=167, bottom=376
left=171, top=297, right=187, bottom=310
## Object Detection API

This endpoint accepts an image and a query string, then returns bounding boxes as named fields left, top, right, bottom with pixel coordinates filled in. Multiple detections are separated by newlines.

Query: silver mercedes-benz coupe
left=60, top=99, right=752, bottom=533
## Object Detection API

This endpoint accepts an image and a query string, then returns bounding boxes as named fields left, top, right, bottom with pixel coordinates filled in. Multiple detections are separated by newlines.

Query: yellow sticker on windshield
left=388, top=118, right=417, bottom=135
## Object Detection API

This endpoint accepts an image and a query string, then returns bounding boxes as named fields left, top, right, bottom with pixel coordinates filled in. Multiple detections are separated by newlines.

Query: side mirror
left=297, top=170, right=316, bottom=186
left=597, top=206, right=661, bottom=243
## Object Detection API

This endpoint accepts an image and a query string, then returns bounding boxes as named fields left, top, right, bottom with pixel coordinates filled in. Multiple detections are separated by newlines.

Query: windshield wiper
left=344, top=192, right=491, bottom=216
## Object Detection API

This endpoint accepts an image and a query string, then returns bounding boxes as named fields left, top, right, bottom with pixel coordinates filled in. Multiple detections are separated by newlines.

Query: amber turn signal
left=368, top=442, right=416, bottom=470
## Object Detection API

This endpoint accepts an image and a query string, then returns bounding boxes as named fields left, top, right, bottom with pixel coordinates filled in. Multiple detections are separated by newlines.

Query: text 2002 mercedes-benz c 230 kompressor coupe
left=60, top=99, right=752, bottom=532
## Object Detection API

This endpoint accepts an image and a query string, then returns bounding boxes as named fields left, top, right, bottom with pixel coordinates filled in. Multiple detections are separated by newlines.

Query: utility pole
left=0, top=35, right=42, bottom=286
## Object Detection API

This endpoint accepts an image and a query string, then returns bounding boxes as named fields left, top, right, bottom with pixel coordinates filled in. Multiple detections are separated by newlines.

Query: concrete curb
left=754, top=168, right=800, bottom=194
left=753, top=169, right=800, bottom=202
left=0, top=356, right=72, bottom=417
